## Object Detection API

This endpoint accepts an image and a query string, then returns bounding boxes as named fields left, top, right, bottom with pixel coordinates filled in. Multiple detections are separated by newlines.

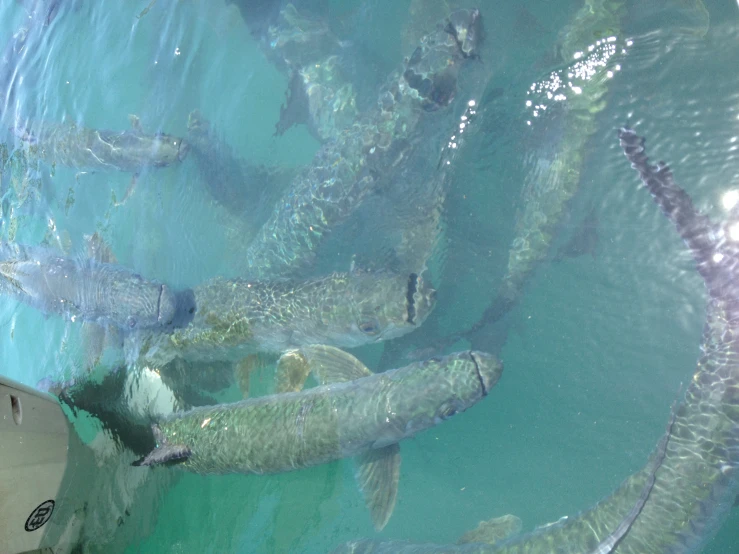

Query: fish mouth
left=406, top=273, right=418, bottom=324
left=469, top=351, right=487, bottom=396
left=446, top=8, right=484, bottom=59
left=156, top=284, right=164, bottom=324
left=177, top=139, right=191, bottom=162
left=469, top=351, right=503, bottom=396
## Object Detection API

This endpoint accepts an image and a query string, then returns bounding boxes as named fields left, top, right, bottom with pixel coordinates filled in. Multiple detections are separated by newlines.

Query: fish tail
left=132, top=424, right=191, bottom=467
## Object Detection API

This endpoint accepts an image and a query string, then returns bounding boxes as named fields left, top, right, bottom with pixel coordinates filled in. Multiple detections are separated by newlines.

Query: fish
left=0, top=240, right=188, bottom=331
left=377, top=1, right=625, bottom=370
left=12, top=114, right=190, bottom=172
left=330, top=397, right=677, bottom=553
left=461, top=2, right=626, bottom=354
left=132, top=269, right=436, bottom=367
left=555, top=209, right=599, bottom=261
left=240, top=9, right=484, bottom=279
left=134, top=346, right=502, bottom=531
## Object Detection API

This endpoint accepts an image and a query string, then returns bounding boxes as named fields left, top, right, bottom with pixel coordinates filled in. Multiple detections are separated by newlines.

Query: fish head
left=349, top=271, right=436, bottom=344
left=175, top=137, right=191, bottom=162
left=446, top=8, right=484, bottom=59
left=375, top=351, right=501, bottom=445
left=107, top=275, right=178, bottom=331
left=469, top=350, right=503, bottom=393
left=147, top=133, right=190, bottom=166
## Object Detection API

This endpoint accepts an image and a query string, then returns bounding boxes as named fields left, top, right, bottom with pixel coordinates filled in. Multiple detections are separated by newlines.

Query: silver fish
left=13, top=115, right=190, bottom=172
left=135, top=347, right=502, bottom=531
left=133, top=270, right=436, bottom=367
left=240, top=9, right=484, bottom=279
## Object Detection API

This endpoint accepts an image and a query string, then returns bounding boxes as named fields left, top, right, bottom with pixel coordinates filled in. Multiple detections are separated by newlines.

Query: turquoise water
left=2, top=0, right=739, bottom=552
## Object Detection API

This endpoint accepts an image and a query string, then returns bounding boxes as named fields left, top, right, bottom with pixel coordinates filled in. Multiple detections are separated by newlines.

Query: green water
left=1, top=0, right=739, bottom=552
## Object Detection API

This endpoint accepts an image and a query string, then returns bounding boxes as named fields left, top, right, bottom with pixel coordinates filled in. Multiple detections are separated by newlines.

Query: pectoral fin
left=354, top=444, right=401, bottom=531
left=299, top=345, right=373, bottom=384
left=81, top=322, right=106, bottom=370
left=457, top=514, right=523, bottom=545
left=85, top=231, right=117, bottom=263
left=275, top=349, right=312, bottom=393
left=128, top=114, right=143, bottom=133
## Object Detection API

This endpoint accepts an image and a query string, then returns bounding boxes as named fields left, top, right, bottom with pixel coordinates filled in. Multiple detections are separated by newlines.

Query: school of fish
left=0, top=0, right=732, bottom=553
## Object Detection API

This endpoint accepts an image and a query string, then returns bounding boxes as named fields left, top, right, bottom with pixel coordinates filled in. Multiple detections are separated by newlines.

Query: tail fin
left=618, top=128, right=739, bottom=312
left=132, top=424, right=191, bottom=467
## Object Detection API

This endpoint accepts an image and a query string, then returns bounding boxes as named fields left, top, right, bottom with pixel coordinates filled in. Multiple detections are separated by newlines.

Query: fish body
left=135, top=270, right=435, bottom=366
left=241, top=9, right=483, bottom=279
left=466, top=1, right=624, bottom=351
left=13, top=118, right=189, bottom=172
left=0, top=241, right=180, bottom=330
left=136, top=349, right=500, bottom=475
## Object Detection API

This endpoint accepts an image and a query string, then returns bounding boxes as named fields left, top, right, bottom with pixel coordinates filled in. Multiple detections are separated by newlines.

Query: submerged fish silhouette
left=555, top=209, right=599, bottom=261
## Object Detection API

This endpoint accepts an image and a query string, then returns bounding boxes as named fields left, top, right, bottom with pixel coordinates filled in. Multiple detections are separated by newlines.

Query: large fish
left=135, top=346, right=502, bottom=531
left=462, top=0, right=625, bottom=351
left=240, top=9, right=484, bottom=279
left=13, top=114, right=190, bottom=172
left=133, top=269, right=436, bottom=367
left=0, top=240, right=187, bottom=330
left=335, top=129, right=739, bottom=552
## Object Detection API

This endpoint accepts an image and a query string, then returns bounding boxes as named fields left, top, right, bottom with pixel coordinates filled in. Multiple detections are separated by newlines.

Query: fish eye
left=127, top=316, right=137, bottom=329
left=440, top=405, right=457, bottom=420
left=358, top=319, right=380, bottom=335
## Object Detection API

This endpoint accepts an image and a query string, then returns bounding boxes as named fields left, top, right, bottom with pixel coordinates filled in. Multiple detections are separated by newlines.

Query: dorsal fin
left=84, top=232, right=117, bottom=263
left=299, top=345, right=373, bottom=384
left=275, top=345, right=373, bottom=393
left=275, top=349, right=312, bottom=393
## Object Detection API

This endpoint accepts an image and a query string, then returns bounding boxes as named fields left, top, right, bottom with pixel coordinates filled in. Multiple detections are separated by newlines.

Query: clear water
left=1, top=0, right=739, bottom=552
